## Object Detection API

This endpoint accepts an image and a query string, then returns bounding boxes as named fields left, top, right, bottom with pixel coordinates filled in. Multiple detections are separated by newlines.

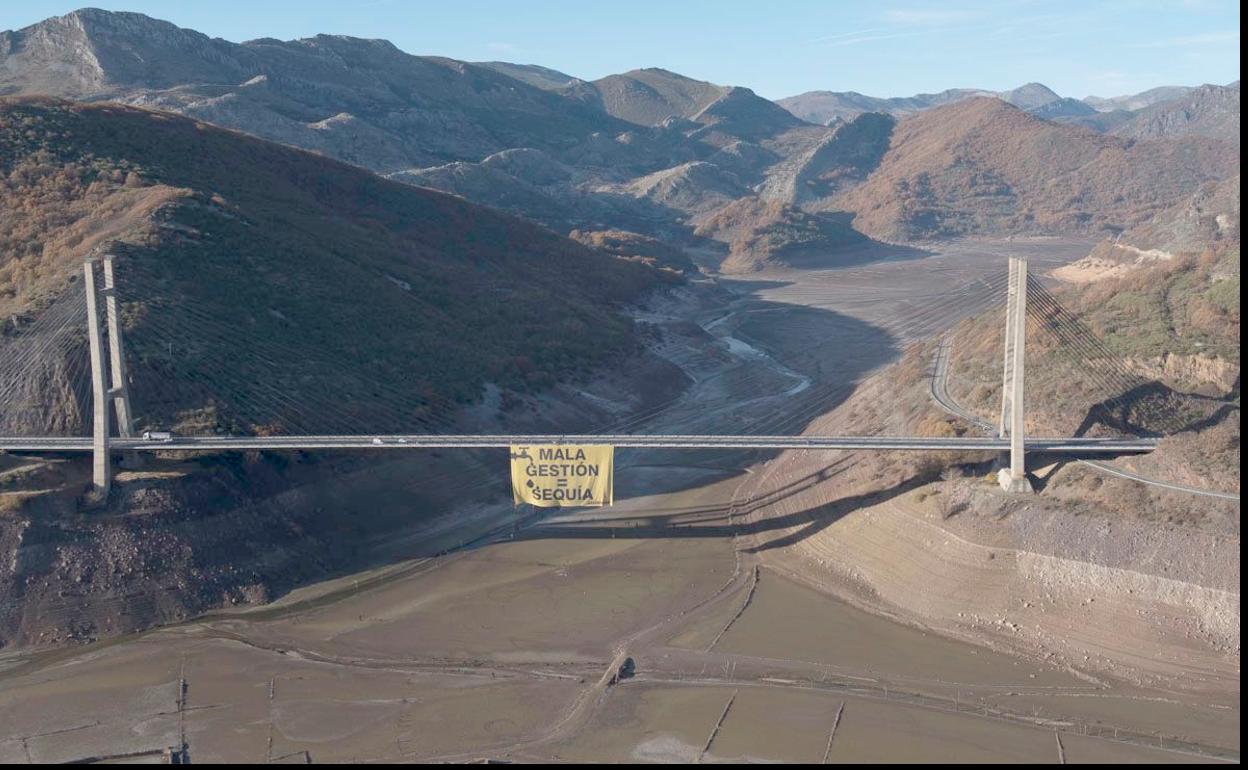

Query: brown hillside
left=0, top=97, right=675, bottom=434
left=836, top=98, right=1238, bottom=241
left=1056, top=175, right=1240, bottom=285
left=567, top=229, right=697, bottom=274
left=695, top=197, right=866, bottom=274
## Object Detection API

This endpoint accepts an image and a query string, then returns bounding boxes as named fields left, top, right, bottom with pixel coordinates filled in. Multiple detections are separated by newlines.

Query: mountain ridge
left=1112, top=82, right=1240, bottom=142
left=776, top=80, right=1230, bottom=132
left=2, top=9, right=1239, bottom=275
left=834, top=97, right=1238, bottom=241
left=0, top=8, right=632, bottom=169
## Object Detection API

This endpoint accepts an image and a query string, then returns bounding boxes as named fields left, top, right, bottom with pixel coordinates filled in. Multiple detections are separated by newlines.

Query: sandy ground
left=0, top=237, right=1239, bottom=763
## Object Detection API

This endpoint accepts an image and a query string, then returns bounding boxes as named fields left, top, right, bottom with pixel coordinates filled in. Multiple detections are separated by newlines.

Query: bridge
left=0, top=255, right=1189, bottom=500
left=0, top=435, right=1157, bottom=453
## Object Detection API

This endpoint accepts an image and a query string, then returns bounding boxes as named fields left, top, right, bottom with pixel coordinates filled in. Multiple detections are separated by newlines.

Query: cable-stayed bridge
left=1, top=255, right=1208, bottom=500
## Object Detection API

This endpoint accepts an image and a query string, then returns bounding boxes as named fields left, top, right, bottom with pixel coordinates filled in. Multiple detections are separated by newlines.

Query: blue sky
left=5, top=1, right=1240, bottom=99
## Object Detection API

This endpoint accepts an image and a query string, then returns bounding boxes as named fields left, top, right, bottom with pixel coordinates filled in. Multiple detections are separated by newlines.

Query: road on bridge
left=1, top=433, right=1158, bottom=453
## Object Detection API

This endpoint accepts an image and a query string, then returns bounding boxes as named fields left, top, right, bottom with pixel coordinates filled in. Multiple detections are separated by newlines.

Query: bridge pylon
left=83, top=260, right=111, bottom=499
left=997, top=257, right=1033, bottom=494
left=102, top=256, right=134, bottom=438
left=82, top=255, right=138, bottom=500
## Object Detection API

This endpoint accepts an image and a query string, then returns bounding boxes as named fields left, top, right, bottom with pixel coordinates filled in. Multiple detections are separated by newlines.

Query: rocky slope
left=1084, top=85, right=1197, bottom=112
left=1115, top=175, right=1240, bottom=258
left=1055, top=175, right=1240, bottom=284
left=584, top=68, right=803, bottom=141
left=619, top=161, right=749, bottom=215
left=1112, top=82, right=1240, bottom=143
left=388, top=149, right=582, bottom=230
left=938, top=173, right=1240, bottom=503
left=0, top=8, right=624, bottom=170
left=474, top=61, right=583, bottom=90
left=694, top=198, right=866, bottom=273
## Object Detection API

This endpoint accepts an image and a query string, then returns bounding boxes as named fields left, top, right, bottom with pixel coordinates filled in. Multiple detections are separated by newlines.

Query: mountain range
left=776, top=80, right=1238, bottom=132
left=778, top=80, right=1243, bottom=143
left=778, top=82, right=1103, bottom=124
left=0, top=8, right=1239, bottom=275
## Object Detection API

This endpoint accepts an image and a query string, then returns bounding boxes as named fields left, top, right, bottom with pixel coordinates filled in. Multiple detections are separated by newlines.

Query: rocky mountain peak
left=1, top=8, right=246, bottom=95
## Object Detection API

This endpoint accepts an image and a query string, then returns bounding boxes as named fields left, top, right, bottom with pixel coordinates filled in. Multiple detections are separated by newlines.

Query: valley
left=1, top=238, right=1237, bottom=762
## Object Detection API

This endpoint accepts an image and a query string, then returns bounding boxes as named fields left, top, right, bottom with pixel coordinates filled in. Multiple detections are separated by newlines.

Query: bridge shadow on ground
left=1072, top=376, right=1240, bottom=439
left=1028, top=375, right=1240, bottom=493
left=510, top=456, right=931, bottom=554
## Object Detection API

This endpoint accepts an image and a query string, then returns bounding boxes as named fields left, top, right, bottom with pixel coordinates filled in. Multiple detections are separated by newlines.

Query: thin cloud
left=1135, top=30, right=1240, bottom=48
left=883, top=8, right=981, bottom=26
left=818, top=30, right=931, bottom=48
left=808, top=28, right=887, bottom=44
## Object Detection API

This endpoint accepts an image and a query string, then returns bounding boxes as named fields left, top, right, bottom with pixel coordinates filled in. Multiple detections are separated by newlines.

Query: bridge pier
left=997, top=257, right=1033, bottom=494
left=84, top=260, right=111, bottom=500
left=103, top=255, right=143, bottom=471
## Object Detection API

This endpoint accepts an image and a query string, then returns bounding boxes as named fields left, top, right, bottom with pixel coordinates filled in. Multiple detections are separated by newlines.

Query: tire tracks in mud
left=705, top=565, right=759, bottom=652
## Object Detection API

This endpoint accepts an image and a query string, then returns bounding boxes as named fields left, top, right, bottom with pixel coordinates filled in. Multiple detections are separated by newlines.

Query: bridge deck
left=0, top=435, right=1158, bottom=453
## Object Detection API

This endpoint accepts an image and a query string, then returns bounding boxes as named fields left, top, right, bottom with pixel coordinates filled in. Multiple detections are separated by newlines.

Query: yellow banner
left=510, top=444, right=614, bottom=507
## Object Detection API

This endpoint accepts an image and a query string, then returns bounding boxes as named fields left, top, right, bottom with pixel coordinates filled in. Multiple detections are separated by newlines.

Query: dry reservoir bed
left=0, top=238, right=1237, bottom=762
left=0, top=483, right=1235, bottom=762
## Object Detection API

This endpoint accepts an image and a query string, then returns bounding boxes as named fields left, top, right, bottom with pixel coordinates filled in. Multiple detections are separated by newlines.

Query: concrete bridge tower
left=83, top=256, right=136, bottom=500
left=997, top=257, right=1033, bottom=493
left=83, top=260, right=111, bottom=499
left=102, top=256, right=134, bottom=439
